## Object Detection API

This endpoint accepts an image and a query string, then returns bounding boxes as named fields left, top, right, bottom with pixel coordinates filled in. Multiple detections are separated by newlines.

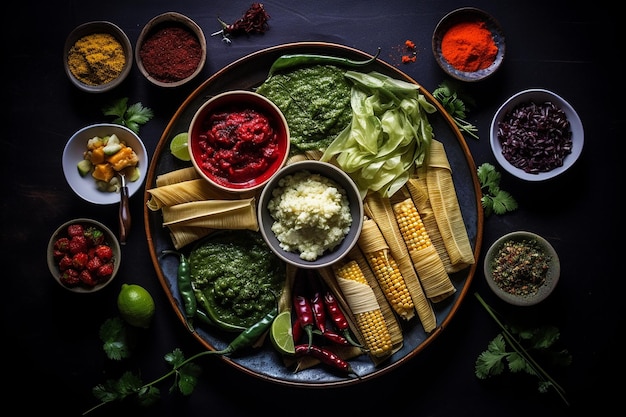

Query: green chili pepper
left=209, top=305, right=278, bottom=356
left=194, top=288, right=247, bottom=332
left=267, top=47, right=381, bottom=77
left=161, top=250, right=196, bottom=332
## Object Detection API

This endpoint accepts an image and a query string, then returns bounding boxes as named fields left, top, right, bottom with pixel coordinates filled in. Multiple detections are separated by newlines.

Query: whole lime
left=117, top=283, right=155, bottom=328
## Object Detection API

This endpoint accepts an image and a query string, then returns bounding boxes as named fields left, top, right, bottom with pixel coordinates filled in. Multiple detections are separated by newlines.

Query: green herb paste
left=256, top=65, right=352, bottom=154
left=190, top=230, right=285, bottom=328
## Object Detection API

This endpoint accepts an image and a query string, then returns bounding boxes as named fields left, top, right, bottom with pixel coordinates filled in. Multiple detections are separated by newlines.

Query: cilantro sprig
left=477, top=163, right=518, bottom=216
left=432, top=80, right=479, bottom=140
left=102, top=97, right=154, bottom=135
left=474, top=293, right=572, bottom=406
left=83, top=317, right=203, bottom=415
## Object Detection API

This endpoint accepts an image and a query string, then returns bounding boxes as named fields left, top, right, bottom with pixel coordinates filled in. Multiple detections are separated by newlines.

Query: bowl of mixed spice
left=135, top=11, right=207, bottom=88
left=64, top=21, right=133, bottom=93
left=484, top=231, right=560, bottom=306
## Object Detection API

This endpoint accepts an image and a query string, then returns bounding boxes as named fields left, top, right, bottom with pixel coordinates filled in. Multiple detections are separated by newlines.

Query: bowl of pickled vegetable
left=484, top=231, right=560, bottom=306
left=188, top=90, right=290, bottom=193
left=490, top=89, right=584, bottom=181
left=63, top=123, right=148, bottom=204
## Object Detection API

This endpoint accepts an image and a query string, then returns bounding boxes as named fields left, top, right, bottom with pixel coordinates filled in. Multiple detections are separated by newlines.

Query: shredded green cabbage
left=320, top=71, right=436, bottom=198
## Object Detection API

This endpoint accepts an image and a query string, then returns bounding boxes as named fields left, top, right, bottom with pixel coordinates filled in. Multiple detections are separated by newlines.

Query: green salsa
left=190, top=230, right=285, bottom=328
left=256, top=65, right=352, bottom=153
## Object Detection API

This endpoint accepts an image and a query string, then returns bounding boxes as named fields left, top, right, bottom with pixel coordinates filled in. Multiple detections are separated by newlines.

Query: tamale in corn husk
left=364, top=192, right=436, bottom=332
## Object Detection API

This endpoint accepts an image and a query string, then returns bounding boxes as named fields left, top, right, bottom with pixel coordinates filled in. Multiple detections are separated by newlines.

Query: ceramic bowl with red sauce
left=188, top=90, right=291, bottom=193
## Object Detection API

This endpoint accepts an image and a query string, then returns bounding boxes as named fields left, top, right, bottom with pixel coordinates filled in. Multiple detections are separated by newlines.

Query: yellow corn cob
left=335, top=260, right=393, bottom=357
left=358, top=218, right=415, bottom=320
left=364, top=250, right=414, bottom=319
left=393, top=198, right=456, bottom=301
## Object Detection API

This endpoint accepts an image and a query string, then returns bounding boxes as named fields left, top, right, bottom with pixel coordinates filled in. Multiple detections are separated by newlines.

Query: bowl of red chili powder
left=188, top=90, right=291, bottom=193
left=432, top=7, right=505, bottom=82
left=136, top=12, right=207, bottom=88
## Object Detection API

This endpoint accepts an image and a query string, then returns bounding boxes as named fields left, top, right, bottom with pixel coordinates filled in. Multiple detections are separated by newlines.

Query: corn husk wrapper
left=419, top=140, right=474, bottom=271
left=364, top=192, right=436, bottom=332
left=148, top=167, right=258, bottom=249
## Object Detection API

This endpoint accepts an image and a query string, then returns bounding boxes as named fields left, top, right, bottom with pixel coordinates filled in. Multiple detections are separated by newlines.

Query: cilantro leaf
left=474, top=293, right=571, bottom=406
left=477, top=163, right=517, bottom=216
left=433, top=80, right=478, bottom=139
left=102, top=98, right=154, bottom=135
left=99, top=317, right=132, bottom=360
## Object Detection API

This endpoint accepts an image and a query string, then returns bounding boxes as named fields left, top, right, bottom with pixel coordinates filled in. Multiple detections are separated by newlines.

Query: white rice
left=267, top=170, right=352, bottom=261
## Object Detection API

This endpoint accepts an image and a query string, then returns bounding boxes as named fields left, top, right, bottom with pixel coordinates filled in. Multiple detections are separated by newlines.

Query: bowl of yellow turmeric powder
left=64, top=21, right=133, bottom=93
left=63, top=123, right=148, bottom=205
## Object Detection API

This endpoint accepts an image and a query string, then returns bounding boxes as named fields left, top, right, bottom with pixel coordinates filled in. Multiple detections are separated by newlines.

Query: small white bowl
left=188, top=90, right=290, bottom=193
left=63, top=21, right=133, bottom=93
left=63, top=123, right=148, bottom=204
left=47, top=218, right=121, bottom=293
left=257, top=160, right=364, bottom=269
left=484, top=231, right=560, bottom=306
left=490, top=89, right=584, bottom=181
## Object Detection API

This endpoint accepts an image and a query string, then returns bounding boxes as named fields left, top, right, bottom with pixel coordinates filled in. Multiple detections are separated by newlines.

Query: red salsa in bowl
left=189, top=90, right=290, bottom=192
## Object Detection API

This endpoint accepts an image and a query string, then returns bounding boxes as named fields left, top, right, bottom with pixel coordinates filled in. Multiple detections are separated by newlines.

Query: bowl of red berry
left=47, top=218, right=121, bottom=293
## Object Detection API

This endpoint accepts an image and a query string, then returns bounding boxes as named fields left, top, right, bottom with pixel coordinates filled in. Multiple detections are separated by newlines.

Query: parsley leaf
left=477, top=163, right=518, bottom=216
left=102, top=97, right=154, bottom=135
left=432, top=80, right=479, bottom=140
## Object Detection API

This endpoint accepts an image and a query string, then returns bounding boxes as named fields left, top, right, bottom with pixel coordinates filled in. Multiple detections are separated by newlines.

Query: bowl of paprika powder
left=136, top=12, right=207, bottom=88
left=432, top=7, right=505, bottom=82
left=188, top=90, right=291, bottom=193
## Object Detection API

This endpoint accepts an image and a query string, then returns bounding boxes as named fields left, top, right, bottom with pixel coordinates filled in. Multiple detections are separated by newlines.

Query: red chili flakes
left=389, top=39, right=418, bottom=66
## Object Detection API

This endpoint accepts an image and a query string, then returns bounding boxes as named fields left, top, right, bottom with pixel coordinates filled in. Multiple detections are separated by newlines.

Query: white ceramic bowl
left=63, top=123, right=148, bottom=204
left=257, top=160, right=364, bottom=269
left=484, top=231, right=560, bottom=306
left=135, top=11, right=207, bottom=88
left=188, top=90, right=290, bottom=193
left=47, top=218, right=121, bottom=293
left=490, top=89, right=584, bottom=181
left=432, top=7, right=505, bottom=82
left=63, top=21, right=133, bottom=93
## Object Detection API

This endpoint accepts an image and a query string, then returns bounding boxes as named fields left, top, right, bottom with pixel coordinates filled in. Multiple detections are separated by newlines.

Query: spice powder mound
left=441, top=20, right=498, bottom=72
left=67, top=33, right=126, bottom=86
left=139, top=25, right=202, bottom=83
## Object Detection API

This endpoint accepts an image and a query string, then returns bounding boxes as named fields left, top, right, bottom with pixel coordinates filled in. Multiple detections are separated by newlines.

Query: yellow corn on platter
left=149, top=135, right=474, bottom=369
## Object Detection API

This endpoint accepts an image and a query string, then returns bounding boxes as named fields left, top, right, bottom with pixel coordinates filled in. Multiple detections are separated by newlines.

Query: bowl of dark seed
left=490, top=88, right=584, bottom=181
left=484, top=231, right=560, bottom=306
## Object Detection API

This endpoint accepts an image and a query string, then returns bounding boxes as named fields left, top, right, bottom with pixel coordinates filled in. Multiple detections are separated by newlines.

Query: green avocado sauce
left=256, top=65, right=352, bottom=154
left=189, top=230, right=285, bottom=328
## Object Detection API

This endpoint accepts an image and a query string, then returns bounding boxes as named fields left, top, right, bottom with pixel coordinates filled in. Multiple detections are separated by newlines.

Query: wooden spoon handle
left=119, top=178, right=131, bottom=244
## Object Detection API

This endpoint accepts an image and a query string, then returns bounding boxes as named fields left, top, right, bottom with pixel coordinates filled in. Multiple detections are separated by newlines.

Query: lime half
left=169, top=132, right=190, bottom=161
left=270, top=310, right=295, bottom=355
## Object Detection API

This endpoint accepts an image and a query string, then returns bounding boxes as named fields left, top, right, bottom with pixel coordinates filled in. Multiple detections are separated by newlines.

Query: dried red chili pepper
left=293, top=272, right=314, bottom=349
left=323, top=290, right=363, bottom=348
left=211, top=2, right=270, bottom=44
left=294, top=344, right=356, bottom=375
left=292, top=317, right=303, bottom=344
